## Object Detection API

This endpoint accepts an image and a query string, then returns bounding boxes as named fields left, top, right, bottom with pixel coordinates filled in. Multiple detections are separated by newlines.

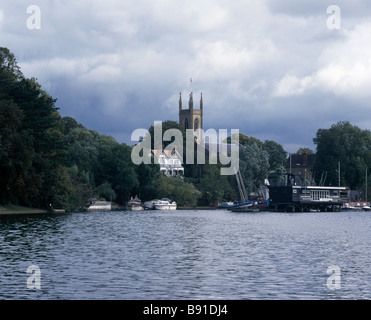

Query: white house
left=151, top=148, right=184, bottom=176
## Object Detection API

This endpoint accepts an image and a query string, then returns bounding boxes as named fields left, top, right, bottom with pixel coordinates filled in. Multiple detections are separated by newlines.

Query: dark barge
left=268, top=175, right=349, bottom=212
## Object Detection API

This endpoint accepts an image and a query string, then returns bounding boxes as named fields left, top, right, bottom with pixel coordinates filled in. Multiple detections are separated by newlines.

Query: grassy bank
left=0, top=204, right=48, bottom=215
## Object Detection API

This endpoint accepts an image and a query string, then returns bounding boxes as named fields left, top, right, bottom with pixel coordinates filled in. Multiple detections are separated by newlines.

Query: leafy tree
left=0, top=47, right=144, bottom=209
left=198, top=164, right=235, bottom=206
left=313, top=121, right=371, bottom=191
left=263, top=140, right=287, bottom=173
left=155, top=175, right=200, bottom=206
left=110, top=144, right=139, bottom=204
left=136, top=162, right=160, bottom=200
left=0, top=99, right=39, bottom=205
left=96, top=181, right=116, bottom=201
left=238, top=143, right=270, bottom=196
left=0, top=47, right=23, bottom=81
left=147, top=120, right=185, bottom=150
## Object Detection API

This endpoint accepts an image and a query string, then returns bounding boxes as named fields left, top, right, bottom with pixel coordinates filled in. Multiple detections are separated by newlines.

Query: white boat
left=143, top=199, right=159, bottom=210
left=217, top=201, right=234, bottom=209
left=154, top=198, right=177, bottom=210
left=363, top=205, right=371, bottom=211
left=127, top=197, right=143, bottom=211
left=87, top=201, right=112, bottom=211
left=342, top=202, right=369, bottom=211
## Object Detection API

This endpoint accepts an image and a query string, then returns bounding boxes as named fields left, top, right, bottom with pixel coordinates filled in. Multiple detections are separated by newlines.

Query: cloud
left=273, top=74, right=314, bottom=97
left=2, top=0, right=371, bottom=153
left=273, top=22, right=371, bottom=98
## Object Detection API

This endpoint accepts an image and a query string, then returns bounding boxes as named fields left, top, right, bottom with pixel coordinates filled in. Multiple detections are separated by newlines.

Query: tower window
left=194, top=118, right=199, bottom=130
left=185, top=118, right=189, bottom=130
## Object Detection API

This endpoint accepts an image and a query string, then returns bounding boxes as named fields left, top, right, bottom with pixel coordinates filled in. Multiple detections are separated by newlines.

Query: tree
left=313, top=121, right=371, bottom=191
left=136, top=162, right=160, bottom=201
left=0, top=47, right=23, bottom=81
left=156, top=175, right=200, bottom=206
left=238, top=143, right=270, bottom=196
left=198, top=164, right=235, bottom=206
left=0, top=99, right=40, bottom=205
left=263, top=140, right=287, bottom=173
left=0, top=47, right=145, bottom=209
left=147, top=120, right=185, bottom=150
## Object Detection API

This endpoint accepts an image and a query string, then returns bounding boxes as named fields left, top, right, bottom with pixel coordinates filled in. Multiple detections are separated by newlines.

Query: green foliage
left=262, top=140, right=287, bottom=175
left=155, top=175, right=200, bottom=206
left=147, top=120, right=185, bottom=149
left=0, top=46, right=290, bottom=210
left=0, top=47, right=140, bottom=210
left=198, top=164, right=235, bottom=205
left=136, top=162, right=160, bottom=200
left=313, top=121, right=371, bottom=191
left=238, top=143, right=270, bottom=195
left=96, top=182, right=116, bottom=201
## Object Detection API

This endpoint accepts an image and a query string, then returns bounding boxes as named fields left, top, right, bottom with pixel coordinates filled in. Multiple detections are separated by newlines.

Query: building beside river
left=151, top=148, right=184, bottom=176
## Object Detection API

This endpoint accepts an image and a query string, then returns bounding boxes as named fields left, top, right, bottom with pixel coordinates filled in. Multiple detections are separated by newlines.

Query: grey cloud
left=2, top=0, right=371, bottom=153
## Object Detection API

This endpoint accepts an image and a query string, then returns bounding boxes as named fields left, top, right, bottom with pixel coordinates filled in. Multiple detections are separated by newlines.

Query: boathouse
left=269, top=174, right=350, bottom=212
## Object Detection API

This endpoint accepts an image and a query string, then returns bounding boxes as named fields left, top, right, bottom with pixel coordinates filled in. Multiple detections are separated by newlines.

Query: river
left=0, top=209, right=370, bottom=300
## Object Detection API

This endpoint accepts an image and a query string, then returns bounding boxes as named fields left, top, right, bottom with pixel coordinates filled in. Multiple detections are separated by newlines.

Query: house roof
left=151, top=148, right=183, bottom=161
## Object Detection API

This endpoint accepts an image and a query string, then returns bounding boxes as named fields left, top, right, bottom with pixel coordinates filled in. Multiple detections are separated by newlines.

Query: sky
left=1, top=0, right=371, bottom=153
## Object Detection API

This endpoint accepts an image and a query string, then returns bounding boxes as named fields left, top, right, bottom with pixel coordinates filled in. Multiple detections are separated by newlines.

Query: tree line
left=313, top=121, right=371, bottom=199
left=1, top=47, right=370, bottom=211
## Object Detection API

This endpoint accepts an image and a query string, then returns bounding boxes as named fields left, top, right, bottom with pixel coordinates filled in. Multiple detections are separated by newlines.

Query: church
left=178, top=91, right=203, bottom=139
left=150, top=89, right=204, bottom=177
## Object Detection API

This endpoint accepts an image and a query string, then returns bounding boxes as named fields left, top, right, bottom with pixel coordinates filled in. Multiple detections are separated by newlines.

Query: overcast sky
left=1, top=0, right=371, bottom=153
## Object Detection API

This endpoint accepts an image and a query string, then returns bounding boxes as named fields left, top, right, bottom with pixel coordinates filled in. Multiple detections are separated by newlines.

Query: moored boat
left=143, top=199, right=158, bottom=210
left=342, top=202, right=370, bottom=211
left=217, top=201, right=234, bottom=209
left=87, top=200, right=112, bottom=211
left=127, top=196, right=143, bottom=211
left=154, top=198, right=177, bottom=210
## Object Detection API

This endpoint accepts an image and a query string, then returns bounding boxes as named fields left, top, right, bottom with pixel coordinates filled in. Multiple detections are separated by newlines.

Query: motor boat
left=154, top=198, right=177, bottom=210
left=127, top=197, right=143, bottom=211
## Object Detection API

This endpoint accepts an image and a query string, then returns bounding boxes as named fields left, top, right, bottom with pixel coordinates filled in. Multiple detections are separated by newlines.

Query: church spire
left=179, top=92, right=182, bottom=112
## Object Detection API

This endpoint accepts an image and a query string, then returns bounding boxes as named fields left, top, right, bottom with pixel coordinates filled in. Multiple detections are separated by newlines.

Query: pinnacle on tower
left=189, top=92, right=193, bottom=110
left=179, top=92, right=182, bottom=112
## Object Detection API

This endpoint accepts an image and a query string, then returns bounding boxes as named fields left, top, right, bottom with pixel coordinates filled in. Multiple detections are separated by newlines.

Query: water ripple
left=0, top=210, right=370, bottom=299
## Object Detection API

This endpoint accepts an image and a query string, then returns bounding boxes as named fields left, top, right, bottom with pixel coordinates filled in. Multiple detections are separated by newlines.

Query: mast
left=236, top=170, right=248, bottom=202
left=366, top=168, right=368, bottom=203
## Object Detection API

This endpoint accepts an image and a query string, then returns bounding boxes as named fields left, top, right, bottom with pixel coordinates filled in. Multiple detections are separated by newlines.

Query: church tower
left=179, top=91, right=203, bottom=139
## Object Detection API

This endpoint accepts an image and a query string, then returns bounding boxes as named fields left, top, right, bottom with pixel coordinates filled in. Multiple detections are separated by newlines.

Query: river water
left=0, top=209, right=370, bottom=300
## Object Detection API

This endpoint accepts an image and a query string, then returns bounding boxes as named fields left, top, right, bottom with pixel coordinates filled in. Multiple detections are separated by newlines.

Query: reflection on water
left=0, top=210, right=370, bottom=299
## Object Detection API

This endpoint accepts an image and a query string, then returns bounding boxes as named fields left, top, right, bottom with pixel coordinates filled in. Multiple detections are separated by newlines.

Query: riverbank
left=0, top=204, right=48, bottom=215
